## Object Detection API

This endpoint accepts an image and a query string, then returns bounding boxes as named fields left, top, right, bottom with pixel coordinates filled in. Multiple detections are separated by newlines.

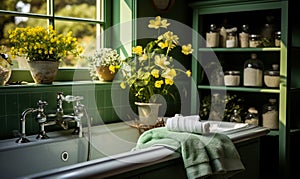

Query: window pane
left=3, top=0, right=48, bottom=14
left=1, top=17, right=48, bottom=69
left=55, top=20, right=97, bottom=68
left=55, top=0, right=97, bottom=19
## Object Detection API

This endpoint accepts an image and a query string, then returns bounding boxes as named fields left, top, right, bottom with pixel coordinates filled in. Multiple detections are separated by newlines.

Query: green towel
left=132, top=127, right=245, bottom=179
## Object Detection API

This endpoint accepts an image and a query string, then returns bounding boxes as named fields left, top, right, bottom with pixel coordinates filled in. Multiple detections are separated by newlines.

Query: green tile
left=0, top=94, right=5, bottom=117
left=0, top=116, right=7, bottom=139
left=6, top=114, right=20, bottom=137
left=5, top=93, right=19, bottom=115
left=104, top=89, right=112, bottom=107
left=95, top=88, right=105, bottom=108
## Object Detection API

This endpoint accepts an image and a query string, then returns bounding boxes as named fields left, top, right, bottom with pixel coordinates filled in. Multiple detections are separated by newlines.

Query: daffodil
left=154, top=54, right=170, bottom=69
left=148, top=16, right=170, bottom=29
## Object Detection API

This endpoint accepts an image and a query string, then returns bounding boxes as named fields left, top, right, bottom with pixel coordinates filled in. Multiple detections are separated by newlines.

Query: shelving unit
left=189, top=0, right=290, bottom=178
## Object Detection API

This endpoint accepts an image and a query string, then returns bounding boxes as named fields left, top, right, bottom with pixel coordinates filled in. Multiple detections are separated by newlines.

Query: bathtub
left=0, top=121, right=269, bottom=179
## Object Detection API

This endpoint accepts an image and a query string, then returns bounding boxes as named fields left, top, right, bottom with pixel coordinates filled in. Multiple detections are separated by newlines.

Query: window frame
left=0, top=0, right=113, bottom=82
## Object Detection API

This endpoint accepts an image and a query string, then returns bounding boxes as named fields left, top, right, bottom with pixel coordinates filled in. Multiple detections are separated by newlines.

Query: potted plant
left=8, top=25, right=83, bottom=84
left=118, top=16, right=193, bottom=125
left=0, top=46, right=13, bottom=86
left=85, top=48, right=121, bottom=82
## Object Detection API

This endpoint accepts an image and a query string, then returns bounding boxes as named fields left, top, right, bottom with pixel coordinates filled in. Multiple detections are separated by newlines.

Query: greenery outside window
left=0, top=0, right=111, bottom=82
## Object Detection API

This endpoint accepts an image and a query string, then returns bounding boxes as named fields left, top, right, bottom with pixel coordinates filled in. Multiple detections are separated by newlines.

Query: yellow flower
left=165, top=78, right=174, bottom=85
left=132, top=46, right=143, bottom=56
left=162, top=68, right=177, bottom=80
left=155, top=80, right=164, bottom=88
left=158, top=41, right=169, bottom=49
left=109, top=65, right=116, bottom=73
left=120, top=82, right=126, bottom=89
left=139, top=54, right=148, bottom=62
left=182, top=44, right=194, bottom=55
left=154, top=54, right=170, bottom=69
left=186, top=70, right=191, bottom=77
left=148, top=16, right=170, bottom=29
left=151, top=69, right=160, bottom=78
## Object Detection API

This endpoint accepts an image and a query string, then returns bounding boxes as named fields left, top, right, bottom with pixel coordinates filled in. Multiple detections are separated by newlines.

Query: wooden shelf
left=198, top=47, right=281, bottom=52
left=197, top=85, right=280, bottom=93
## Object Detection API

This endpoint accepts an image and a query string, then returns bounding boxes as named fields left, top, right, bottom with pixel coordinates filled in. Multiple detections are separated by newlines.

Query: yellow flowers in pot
left=119, top=16, right=193, bottom=103
left=8, top=25, right=83, bottom=61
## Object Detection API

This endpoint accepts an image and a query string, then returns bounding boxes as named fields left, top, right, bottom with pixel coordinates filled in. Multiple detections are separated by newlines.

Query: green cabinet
left=189, top=0, right=290, bottom=178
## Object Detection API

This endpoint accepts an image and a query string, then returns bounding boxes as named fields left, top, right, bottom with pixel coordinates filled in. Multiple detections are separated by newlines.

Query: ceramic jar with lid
left=264, top=64, right=280, bottom=88
left=243, top=53, right=264, bottom=87
left=249, top=34, right=261, bottom=47
left=224, top=70, right=240, bottom=86
left=262, top=98, right=279, bottom=129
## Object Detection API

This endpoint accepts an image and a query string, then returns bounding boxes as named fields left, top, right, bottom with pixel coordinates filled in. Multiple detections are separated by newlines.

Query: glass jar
left=0, top=53, right=12, bottom=86
left=239, top=24, right=249, bottom=48
left=262, top=98, right=279, bottom=129
left=275, top=31, right=281, bottom=47
left=224, top=70, right=240, bottom=86
left=226, top=31, right=237, bottom=48
left=249, top=34, right=261, bottom=47
left=264, top=64, right=280, bottom=88
left=243, top=53, right=264, bottom=87
left=245, top=107, right=259, bottom=126
left=206, top=24, right=219, bottom=47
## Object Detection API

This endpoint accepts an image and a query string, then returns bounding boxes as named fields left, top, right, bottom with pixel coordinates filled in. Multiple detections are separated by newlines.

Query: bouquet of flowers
left=119, top=16, right=193, bottom=103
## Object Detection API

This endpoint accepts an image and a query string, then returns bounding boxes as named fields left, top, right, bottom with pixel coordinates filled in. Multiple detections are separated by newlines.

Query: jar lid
left=264, top=70, right=279, bottom=76
left=248, top=107, right=258, bottom=113
left=225, top=70, right=240, bottom=75
left=275, top=31, right=281, bottom=35
left=250, top=34, right=261, bottom=38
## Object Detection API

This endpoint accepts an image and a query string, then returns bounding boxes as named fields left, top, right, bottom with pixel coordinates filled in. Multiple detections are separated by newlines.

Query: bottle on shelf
left=239, top=24, right=250, bottom=48
left=275, top=31, right=281, bottom=47
left=245, top=107, right=259, bottom=126
left=226, top=31, right=237, bottom=48
left=262, top=98, right=279, bottom=129
left=206, top=24, right=219, bottom=47
left=243, top=53, right=264, bottom=87
left=249, top=34, right=262, bottom=47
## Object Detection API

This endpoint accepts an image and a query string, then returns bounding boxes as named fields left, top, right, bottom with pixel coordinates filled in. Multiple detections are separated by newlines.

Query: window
left=0, top=0, right=105, bottom=69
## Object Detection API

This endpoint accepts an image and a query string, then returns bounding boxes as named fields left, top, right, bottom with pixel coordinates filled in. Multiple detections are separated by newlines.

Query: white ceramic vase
left=135, top=102, right=161, bottom=126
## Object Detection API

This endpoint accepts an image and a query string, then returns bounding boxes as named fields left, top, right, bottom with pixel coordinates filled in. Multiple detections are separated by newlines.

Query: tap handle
left=64, top=95, right=84, bottom=103
left=37, top=100, right=48, bottom=108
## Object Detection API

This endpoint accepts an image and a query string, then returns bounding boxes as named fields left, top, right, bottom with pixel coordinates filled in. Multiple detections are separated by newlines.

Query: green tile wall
left=0, top=82, right=126, bottom=140
left=0, top=81, right=190, bottom=140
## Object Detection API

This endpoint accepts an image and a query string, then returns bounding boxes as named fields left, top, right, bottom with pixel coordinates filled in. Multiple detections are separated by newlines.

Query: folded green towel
left=132, top=127, right=245, bottom=179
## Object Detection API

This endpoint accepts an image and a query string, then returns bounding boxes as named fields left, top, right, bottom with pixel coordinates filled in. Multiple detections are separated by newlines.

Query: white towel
left=166, top=114, right=210, bottom=134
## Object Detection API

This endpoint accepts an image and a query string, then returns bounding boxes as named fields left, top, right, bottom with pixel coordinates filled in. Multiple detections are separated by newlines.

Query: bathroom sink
left=206, top=121, right=251, bottom=134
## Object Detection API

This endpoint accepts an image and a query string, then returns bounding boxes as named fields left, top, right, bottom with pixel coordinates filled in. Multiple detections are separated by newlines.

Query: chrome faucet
left=16, top=92, right=88, bottom=143
left=16, top=100, right=48, bottom=143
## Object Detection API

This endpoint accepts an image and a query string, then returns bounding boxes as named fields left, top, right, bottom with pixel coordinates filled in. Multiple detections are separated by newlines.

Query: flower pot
left=96, top=66, right=116, bottom=82
left=28, top=61, right=60, bottom=84
left=0, top=57, right=12, bottom=86
left=135, top=102, right=161, bottom=126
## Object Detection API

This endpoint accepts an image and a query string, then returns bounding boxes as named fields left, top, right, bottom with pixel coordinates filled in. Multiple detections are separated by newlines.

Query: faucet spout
left=16, top=108, right=38, bottom=143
